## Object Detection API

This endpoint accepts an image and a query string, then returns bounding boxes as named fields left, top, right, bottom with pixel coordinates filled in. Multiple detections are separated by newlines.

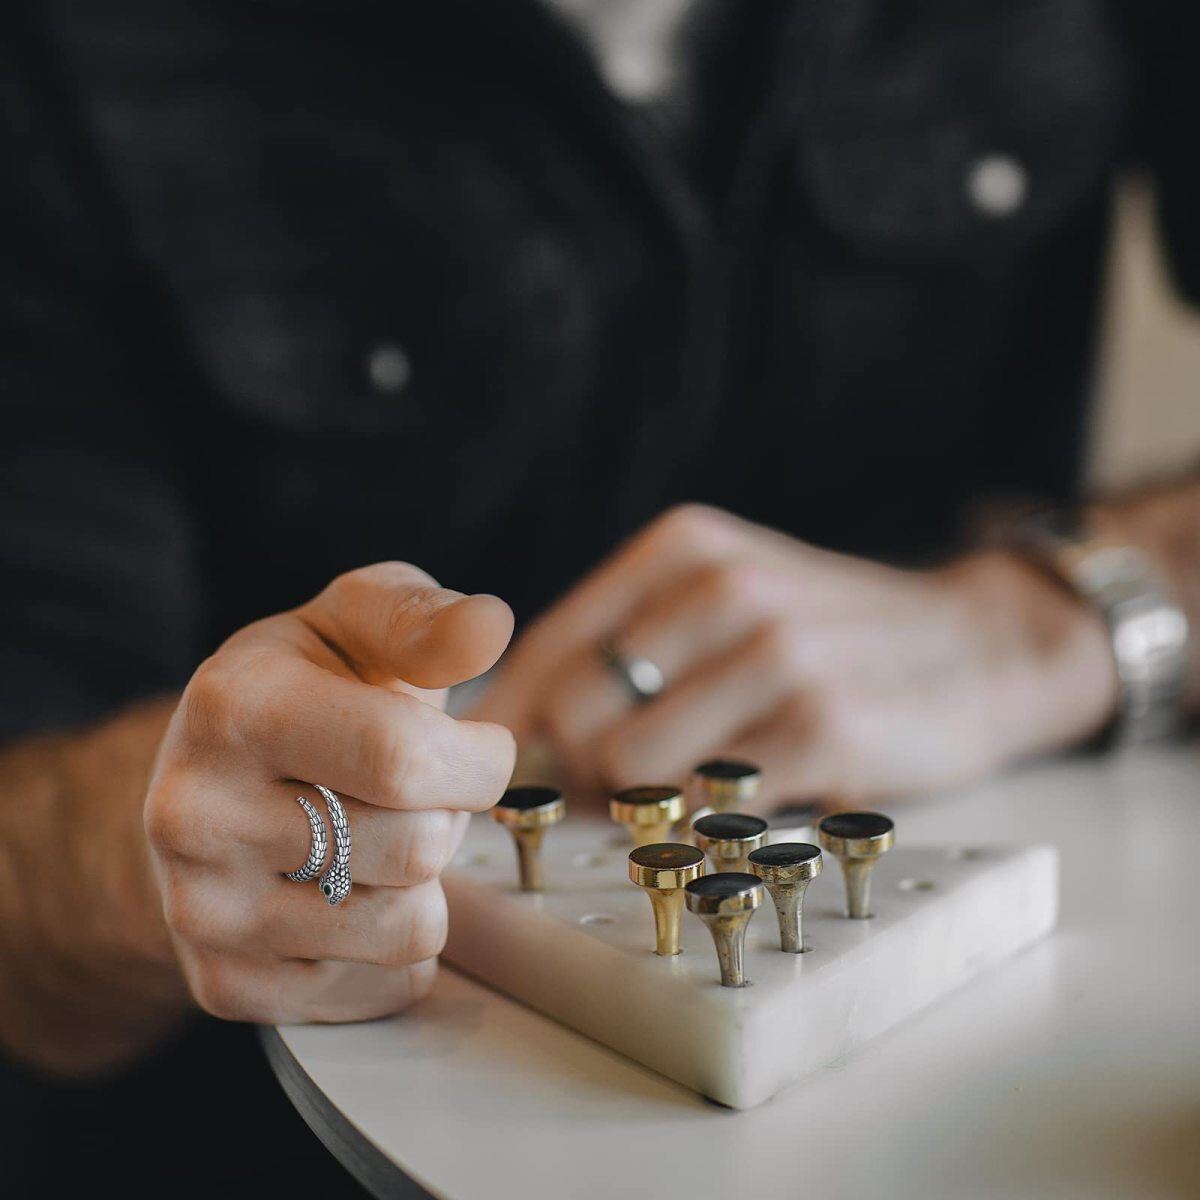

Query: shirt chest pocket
left=188, top=277, right=420, bottom=436
left=182, top=234, right=595, bottom=449
left=791, top=0, right=1130, bottom=262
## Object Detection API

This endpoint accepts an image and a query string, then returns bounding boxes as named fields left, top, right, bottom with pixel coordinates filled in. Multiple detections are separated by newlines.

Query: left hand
left=474, top=505, right=1117, bottom=806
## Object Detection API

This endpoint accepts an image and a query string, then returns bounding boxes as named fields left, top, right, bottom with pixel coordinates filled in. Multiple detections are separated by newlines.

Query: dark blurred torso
left=10, top=1, right=1151, bottom=667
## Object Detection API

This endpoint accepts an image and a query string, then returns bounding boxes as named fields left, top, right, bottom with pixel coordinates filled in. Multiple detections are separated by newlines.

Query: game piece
left=609, top=785, right=686, bottom=847
left=747, top=842, right=823, bottom=953
left=692, top=812, right=768, bottom=873
left=684, top=873, right=764, bottom=988
left=627, top=843, right=706, bottom=956
left=690, top=759, right=761, bottom=813
left=490, top=786, right=564, bottom=891
left=818, top=812, right=895, bottom=918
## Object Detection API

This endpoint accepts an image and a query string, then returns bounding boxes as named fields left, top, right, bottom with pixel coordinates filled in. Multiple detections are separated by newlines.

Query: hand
left=476, top=505, right=1117, bottom=805
left=145, top=563, right=515, bottom=1024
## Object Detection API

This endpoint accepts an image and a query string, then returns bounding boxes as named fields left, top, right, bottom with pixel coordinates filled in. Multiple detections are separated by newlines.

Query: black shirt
left=1, top=0, right=1197, bottom=1191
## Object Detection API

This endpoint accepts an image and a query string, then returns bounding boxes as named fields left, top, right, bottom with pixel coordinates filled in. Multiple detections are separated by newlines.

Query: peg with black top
left=610, top=785, right=686, bottom=847
left=627, top=843, right=706, bottom=956
left=818, top=812, right=894, bottom=919
left=748, top=842, right=823, bottom=952
left=685, top=873, right=763, bottom=987
left=490, top=786, right=565, bottom=892
left=690, top=759, right=761, bottom=814
left=692, top=812, right=768, bottom=874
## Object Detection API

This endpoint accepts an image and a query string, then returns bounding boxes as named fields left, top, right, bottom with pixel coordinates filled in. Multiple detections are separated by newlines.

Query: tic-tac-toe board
left=442, top=815, right=1058, bottom=1109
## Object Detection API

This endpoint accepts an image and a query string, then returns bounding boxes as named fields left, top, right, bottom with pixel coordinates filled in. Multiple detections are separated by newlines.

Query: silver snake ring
left=283, top=795, right=329, bottom=883
left=314, top=783, right=352, bottom=905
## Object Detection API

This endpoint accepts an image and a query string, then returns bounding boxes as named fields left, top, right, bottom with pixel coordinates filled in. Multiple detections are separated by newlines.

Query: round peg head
left=818, top=812, right=895, bottom=859
left=747, top=841, right=823, bottom=885
left=684, top=872, right=763, bottom=917
left=610, top=785, right=685, bottom=830
left=491, top=786, right=566, bottom=831
left=628, top=842, right=705, bottom=890
left=692, top=813, right=768, bottom=868
left=691, top=760, right=761, bottom=813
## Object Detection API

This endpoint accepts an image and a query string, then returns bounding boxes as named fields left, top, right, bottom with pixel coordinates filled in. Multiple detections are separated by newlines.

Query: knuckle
left=361, top=707, right=422, bottom=808
left=180, top=656, right=231, bottom=742
left=403, top=958, right=439, bottom=1006
left=694, top=560, right=752, bottom=609
left=160, top=879, right=215, bottom=946
left=323, top=561, right=440, bottom=610
left=391, top=813, right=455, bottom=884
left=753, top=618, right=804, bottom=676
left=397, top=882, right=448, bottom=965
left=144, top=778, right=195, bottom=857
left=648, top=503, right=736, bottom=555
left=189, top=961, right=255, bottom=1022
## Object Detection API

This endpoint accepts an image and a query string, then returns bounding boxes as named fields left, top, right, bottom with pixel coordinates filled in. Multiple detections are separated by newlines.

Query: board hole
left=572, top=852, right=611, bottom=869
left=898, top=878, right=936, bottom=892
left=454, top=852, right=491, bottom=869
left=579, top=913, right=616, bottom=926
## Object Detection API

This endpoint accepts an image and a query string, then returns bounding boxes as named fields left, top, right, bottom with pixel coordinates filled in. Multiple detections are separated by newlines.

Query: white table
left=267, top=748, right=1200, bottom=1200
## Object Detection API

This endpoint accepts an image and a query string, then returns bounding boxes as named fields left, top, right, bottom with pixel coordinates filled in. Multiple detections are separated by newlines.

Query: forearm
left=0, top=697, right=190, bottom=1077
left=1090, top=474, right=1200, bottom=710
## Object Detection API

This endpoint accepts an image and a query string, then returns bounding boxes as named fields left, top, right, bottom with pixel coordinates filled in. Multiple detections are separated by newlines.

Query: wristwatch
left=1019, top=511, right=1190, bottom=746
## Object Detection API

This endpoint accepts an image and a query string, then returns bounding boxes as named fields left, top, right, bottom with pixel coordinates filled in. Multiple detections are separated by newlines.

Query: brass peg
left=818, top=812, right=894, bottom=919
left=684, top=873, right=763, bottom=987
left=690, top=759, right=761, bottom=814
left=628, top=843, right=706, bottom=956
left=491, top=786, right=565, bottom=892
left=610, top=785, right=685, bottom=848
left=748, top=842, right=823, bottom=953
left=692, top=812, right=768, bottom=874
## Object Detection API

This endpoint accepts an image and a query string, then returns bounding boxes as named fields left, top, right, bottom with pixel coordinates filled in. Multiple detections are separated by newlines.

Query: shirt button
left=966, top=154, right=1028, bottom=218
left=367, top=343, right=412, bottom=394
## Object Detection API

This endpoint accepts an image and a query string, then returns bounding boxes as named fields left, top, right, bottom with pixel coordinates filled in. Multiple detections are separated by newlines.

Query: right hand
left=145, top=562, right=516, bottom=1024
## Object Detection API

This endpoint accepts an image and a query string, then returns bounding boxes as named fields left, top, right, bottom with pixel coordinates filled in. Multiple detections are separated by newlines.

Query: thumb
left=300, top=562, right=514, bottom=691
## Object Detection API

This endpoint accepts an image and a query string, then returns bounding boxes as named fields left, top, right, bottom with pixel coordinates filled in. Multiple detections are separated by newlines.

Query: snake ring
left=314, top=783, right=352, bottom=905
left=283, top=795, right=329, bottom=883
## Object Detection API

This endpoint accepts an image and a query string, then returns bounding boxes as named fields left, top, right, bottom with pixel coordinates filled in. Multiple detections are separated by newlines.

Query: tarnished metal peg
left=692, top=812, right=768, bottom=874
left=610, top=785, right=686, bottom=848
left=690, top=760, right=761, bottom=814
left=685, top=873, right=763, bottom=987
left=748, top=842, right=823, bottom=953
left=818, top=812, right=894, bottom=919
left=628, top=843, right=706, bottom=956
left=491, top=786, right=565, bottom=892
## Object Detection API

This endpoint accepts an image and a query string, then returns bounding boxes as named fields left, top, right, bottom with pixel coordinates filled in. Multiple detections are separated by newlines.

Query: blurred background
left=1091, top=177, right=1200, bottom=487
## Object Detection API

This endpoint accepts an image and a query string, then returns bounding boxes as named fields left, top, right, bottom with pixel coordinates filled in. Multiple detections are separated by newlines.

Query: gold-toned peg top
left=691, top=759, right=761, bottom=813
left=491, top=786, right=566, bottom=831
left=611, top=785, right=685, bottom=827
left=628, top=842, right=705, bottom=890
left=610, top=786, right=685, bottom=846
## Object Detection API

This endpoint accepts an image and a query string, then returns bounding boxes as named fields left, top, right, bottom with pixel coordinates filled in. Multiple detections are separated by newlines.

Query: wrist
left=936, top=550, right=1119, bottom=762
